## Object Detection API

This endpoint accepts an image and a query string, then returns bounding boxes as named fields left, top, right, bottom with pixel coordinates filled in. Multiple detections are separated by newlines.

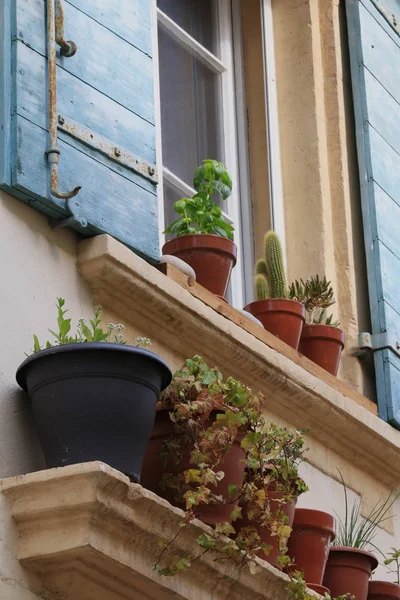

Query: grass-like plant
left=333, top=472, right=398, bottom=551
left=384, top=547, right=400, bottom=584
left=30, top=298, right=150, bottom=353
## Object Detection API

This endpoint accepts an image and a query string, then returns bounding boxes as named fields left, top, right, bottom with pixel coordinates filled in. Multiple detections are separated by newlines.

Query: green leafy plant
left=153, top=356, right=308, bottom=576
left=333, top=472, right=398, bottom=551
left=255, top=231, right=289, bottom=300
left=163, top=160, right=234, bottom=240
left=384, top=548, right=400, bottom=585
left=289, top=275, right=339, bottom=326
left=30, top=298, right=151, bottom=353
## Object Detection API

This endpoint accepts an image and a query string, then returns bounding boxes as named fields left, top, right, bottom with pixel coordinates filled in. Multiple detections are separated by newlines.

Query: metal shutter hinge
left=354, top=332, right=400, bottom=358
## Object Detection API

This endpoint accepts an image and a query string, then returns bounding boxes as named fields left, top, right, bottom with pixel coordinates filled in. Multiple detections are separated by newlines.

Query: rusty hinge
left=355, top=332, right=400, bottom=358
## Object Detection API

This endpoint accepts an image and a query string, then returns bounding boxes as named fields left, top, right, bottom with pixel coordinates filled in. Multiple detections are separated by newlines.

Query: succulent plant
left=289, top=275, right=339, bottom=326
left=254, top=231, right=289, bottom=300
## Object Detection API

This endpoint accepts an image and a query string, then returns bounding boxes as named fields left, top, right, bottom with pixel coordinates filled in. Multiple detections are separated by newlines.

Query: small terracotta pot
left=368, top=581, right=400, bottom=600
left=141, top=408, right=245, bottom=525
left=235, top=486, right=296, bottom=570
left=323, top=547, right=378, bottom=600
left=308, top=583, right=331, bottom=596
left=299, top=325, right=345, bottom=376
left=287, top=509, right=336, bottom=585
left=243, top=299, right=305, bottom=349
left=162, top=234, right=237, bottom=298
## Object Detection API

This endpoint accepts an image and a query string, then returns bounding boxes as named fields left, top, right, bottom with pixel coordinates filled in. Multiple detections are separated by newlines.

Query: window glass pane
left=157, top=0, right=218, bottom=55
left=158, top=26, right=224, bottom=186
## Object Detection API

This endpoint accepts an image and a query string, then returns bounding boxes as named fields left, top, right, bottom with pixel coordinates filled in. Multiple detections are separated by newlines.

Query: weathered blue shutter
left=0, top=0, right=159, bottom=261
left=346, top=0, right=400, bottom=427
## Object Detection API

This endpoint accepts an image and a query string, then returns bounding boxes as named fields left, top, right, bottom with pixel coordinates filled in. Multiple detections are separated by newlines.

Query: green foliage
left=384, top=547, right=400, bottom=584
left=333, top=471, right=399, bottom=550
left=29, top=298, right=151, bottom=354
left=154, top=355, right=309, bottom=576
left=289, top=275, right=339, bottom=326
left=163, top=160, right=234, bottom=240
left=254, top=231, right=289, bottom=300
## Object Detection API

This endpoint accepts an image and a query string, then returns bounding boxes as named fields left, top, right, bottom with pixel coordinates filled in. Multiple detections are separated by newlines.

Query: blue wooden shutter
left=346, top=0, right=400, bottom=427
left=0, top=0, right=159, bottom=261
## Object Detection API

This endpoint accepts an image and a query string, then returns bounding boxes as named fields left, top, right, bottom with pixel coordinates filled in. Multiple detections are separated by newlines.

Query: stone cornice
left=0, top=462, right=292, bottom=600
left=77, top=235, right=400, bottom=488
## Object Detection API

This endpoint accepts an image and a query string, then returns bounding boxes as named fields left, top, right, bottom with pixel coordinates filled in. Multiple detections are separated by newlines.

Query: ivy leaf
left=215, top=522, right=236, bottom=536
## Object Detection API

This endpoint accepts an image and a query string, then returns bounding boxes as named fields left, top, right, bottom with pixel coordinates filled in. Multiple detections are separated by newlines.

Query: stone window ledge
left=77, top=235, right=400, bottom=488
left=0, top=462, right=293, bottom=600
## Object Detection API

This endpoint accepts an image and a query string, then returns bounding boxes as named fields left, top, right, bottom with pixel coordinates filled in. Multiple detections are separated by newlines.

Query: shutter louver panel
left=0, top=0, right=159, bottom=261
left=346, top=0, right=400, bottom=426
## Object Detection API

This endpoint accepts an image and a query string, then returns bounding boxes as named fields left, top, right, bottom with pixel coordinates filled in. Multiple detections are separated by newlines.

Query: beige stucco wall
left=272, top=0, right=376, bottom=400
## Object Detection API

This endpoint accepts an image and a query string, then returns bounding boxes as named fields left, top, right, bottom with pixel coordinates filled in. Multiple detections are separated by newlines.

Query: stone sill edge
left=0, top=462, right=300, bottom=600
left=77, top=235, right=400, bottom=486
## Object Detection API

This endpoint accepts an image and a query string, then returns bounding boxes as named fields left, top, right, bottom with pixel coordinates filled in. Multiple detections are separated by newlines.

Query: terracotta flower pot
left=299, top=325, right=345, bottom=376
left=235, top=485, right=296, bottom=570
left=162, top=234, right=237, bottom=298
left=287, top=509, right=336, bottom=585
left=368, top=581, right=400, bottom=600
left=308, top=583, right=331, bottom=596
left=243, top=299, right=305, bottom=349
left=323, top=547, right=378, bottom=600
left=141, top=408, right=245, bottom=525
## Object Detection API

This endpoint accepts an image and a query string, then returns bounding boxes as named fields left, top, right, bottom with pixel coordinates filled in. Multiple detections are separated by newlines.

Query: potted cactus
left=244, top=231, right=305, bottom=349
left=162, top=160, right=236, bottom=298
left=289, top=275, right=345, bottom=375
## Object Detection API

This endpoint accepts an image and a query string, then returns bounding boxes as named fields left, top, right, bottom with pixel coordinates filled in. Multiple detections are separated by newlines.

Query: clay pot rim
left=244, top=298, right=306, bottom=318
left=162, top=233, right=237, bottom=263
left=292, top=508, right=336, bottom=539
left=329, top=546, right=379, bottom=569
left=301, top=324, right=345, bottom=345
left=369, top=581, right=400, bottom=597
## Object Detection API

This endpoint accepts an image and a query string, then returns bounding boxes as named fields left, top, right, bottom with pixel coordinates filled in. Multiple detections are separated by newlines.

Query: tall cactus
left=254, top=231, right=288, bottom=300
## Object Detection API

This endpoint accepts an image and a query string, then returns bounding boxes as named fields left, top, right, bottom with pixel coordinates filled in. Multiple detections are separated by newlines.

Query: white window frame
left=151, top=0, right=252, bottom=308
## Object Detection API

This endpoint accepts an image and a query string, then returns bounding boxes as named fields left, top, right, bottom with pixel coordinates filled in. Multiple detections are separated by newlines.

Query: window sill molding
left=0, top=462, right=292, bottom=600
left=77, top=235, right=400, bottom=488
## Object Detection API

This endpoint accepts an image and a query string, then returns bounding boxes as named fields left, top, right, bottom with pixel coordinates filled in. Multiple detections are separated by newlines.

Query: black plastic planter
left=16, top=343, right=172, bottom=482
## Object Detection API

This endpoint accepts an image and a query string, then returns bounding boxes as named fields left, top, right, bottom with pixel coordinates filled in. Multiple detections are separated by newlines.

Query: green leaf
left=33, top=334, right=41, bottom=353
left=215, top=522, right=236, bottom=536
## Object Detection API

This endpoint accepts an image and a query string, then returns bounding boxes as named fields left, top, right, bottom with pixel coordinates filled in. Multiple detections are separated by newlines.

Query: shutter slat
left=1, top=0, right=159, bottom=262
left=347, top=0, right=400, bottom=427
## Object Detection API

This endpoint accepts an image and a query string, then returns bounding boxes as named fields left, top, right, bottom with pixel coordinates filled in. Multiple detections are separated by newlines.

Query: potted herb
left=141, top=355, right=261, bottom=524
left=162, top=160, right=236, bottom=298
left=368, top=548, right=400, bottom=600
left=289, top=275, right=345, bottom=375
left=244, top=231, right=306, bottom=349
left=323, top=475, right=398, bottom=600
left=287, top=508, right=336, bottom=589
left=16, top=298, right=172, bottom=482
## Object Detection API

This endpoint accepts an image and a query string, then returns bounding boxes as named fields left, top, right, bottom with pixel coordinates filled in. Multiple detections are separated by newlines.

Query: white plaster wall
left=0, top=190, right=93, bottom=478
